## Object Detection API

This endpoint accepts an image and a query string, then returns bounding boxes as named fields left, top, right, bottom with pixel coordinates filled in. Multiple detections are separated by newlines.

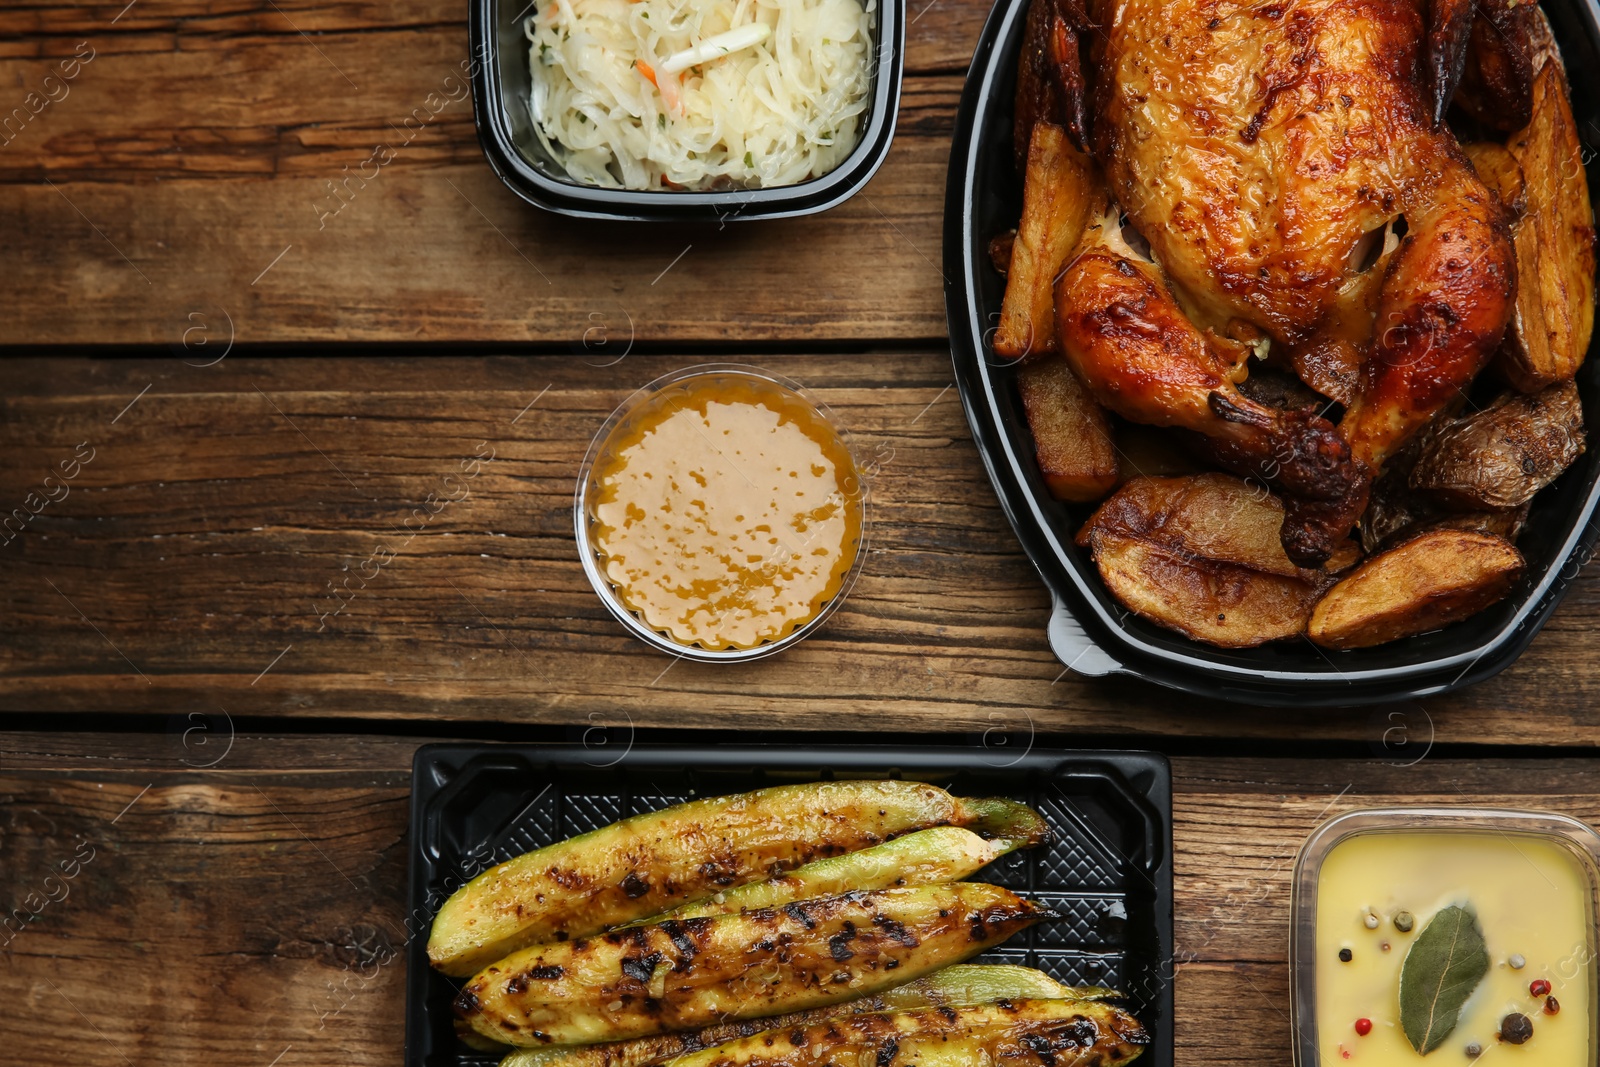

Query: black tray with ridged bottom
left=403, top=744, right=1173, bottom=1067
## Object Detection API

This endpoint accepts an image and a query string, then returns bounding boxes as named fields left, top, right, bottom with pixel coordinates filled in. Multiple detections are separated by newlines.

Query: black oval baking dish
left=469, top=0, right=903, bottom=221
left=944, top=0, right=1600, bottom=707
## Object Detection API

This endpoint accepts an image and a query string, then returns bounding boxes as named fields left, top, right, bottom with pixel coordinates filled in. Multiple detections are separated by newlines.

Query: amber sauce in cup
left=588, top=373, right=864, bottom=652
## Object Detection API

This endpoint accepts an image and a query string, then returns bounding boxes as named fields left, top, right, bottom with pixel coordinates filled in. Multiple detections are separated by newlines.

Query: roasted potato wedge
left=1077, top=475, right=1341, bottom=647
left=1463, top=141, right=1528, bottom=220
left=1361, top=421, right=1452, bottom=552
left=1410, top=381, right=1585, bottom=509
left=1526, top=2, right=1565, bottom=80
left=1454, top=3, right=1537, bottom=132
left=1086, top=534, right=1324, bottom=648
left=1308, top=530, right=1525, bottom=650
left=1362, top=467, right=1432, bottom=554
left=1498, top=63, right=1597, bottom=393
left=1363, top=419, right=1538, bottom=551
left=1017, top=355, right=1119, bottom=501
left=1427, top=505, right=1531, bottom=543
left=1083, top=474, right=1331, bottom=582
left=994, top=123, right=1103, bottom=359
left=1364, top=481, right=1531, bottom=552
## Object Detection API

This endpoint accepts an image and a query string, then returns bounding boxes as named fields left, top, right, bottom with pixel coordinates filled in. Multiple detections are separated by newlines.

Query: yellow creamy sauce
left=591, top=376, right=862, bottom=650
left=1316, top=832, right=1592, bottom=1067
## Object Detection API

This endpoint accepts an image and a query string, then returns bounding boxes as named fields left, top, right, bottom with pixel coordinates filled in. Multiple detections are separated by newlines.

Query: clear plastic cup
left=574, top=363, right=869, bottom=661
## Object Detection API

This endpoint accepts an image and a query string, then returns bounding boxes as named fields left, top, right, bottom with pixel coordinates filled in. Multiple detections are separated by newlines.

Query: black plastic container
left=944, top=0, right=1600, bottom=706
left=468, top=0, right=904, bottom=221
left=404, top=743, right=1174, bottom=1067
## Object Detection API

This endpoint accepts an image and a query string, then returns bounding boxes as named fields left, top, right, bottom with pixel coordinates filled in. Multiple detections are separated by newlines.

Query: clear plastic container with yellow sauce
left=575, top=364, right=868, bottom=660
left=1291, top=808, right=1600, bottom=1067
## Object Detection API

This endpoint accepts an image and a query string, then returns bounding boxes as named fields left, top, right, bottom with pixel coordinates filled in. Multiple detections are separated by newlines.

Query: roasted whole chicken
left=1025, top=0, right=1523, bottom=566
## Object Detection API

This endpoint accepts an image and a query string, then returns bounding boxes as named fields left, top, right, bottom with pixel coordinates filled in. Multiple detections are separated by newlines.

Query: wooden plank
left=0, top=0, right=982, bottom=345
left=0, top=116, right=953, bottom=345
left=3, top=354, right=1600, bottom=742
left=0, top=0, right=981, bottom=73
left=0, top=733, right=414, bottom=1067
left=4, top=739, right=1598, bottom=1066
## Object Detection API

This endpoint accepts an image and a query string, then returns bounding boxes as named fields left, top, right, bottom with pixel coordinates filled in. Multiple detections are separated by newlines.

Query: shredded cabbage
left=526, top=0, right=875, bottom=190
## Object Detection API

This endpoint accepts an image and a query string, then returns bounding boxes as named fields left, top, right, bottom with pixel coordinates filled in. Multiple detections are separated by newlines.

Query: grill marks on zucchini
left=654, top=1000, right=1149, bottom=1067
left=457, top=884, right=1055, bottom=1047
left=632, top=828, right=1021, bottom=928
left=429, top=781, right=1044, bottom=978
left=493, top=966, right=1122, bottom=1067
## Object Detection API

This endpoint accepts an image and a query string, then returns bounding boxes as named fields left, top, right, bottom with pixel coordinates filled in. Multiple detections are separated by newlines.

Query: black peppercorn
left=1465, top=1044, right=1482, bottom=1058
left=1500, top=1013, right=1534, bottom=1045
left=1339, top=947, right=1353, bottom=962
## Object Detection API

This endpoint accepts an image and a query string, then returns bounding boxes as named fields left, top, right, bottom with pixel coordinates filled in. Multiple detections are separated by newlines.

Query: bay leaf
left=1399, top=905, right=1489, bottom=1055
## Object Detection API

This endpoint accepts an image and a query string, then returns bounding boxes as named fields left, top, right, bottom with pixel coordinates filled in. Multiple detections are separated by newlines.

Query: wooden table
left=4, top=0, right=1600, bottom=1064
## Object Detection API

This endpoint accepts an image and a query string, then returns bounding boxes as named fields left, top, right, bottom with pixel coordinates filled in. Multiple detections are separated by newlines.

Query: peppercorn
left=1544, top=996, right=1560, bottom=1016
left=1394, top=910, right=1415, bottom=932
left=1355, top=1019, right=1373, bottom=1036
left=1339, top=947, right=1353, bottom=962
left=1509, top=953, right=1526, bottom=969
left=1500, top=1013, right=1534, bottom=1045
left=1465, top=1044, right=1482, bottom=1058
left=1531, top=979, right=1551, bottom=997
left=1363, top=913, right=1379, bottom=929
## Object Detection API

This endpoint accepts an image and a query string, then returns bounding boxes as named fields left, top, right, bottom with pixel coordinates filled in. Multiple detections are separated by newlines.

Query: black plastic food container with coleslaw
left=468, top=0, right=904, bottom=221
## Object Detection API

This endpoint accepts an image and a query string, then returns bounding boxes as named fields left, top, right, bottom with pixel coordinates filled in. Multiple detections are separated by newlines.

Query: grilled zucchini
left=632, top=828, right=1020, bottom=926
left=429, top=781, right=1049, bottom=977
left=498, top=966, right=1117, bottom=1067
left=456, top=883, right=1053, bottom=1046
left=659, top=1000, right=1148, bottom=1067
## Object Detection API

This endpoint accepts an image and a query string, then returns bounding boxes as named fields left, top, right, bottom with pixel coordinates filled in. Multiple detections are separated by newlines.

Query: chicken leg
left=1056, top=216, right=1363, bottom=564
left=1341, top=154, right=1518, bottom=473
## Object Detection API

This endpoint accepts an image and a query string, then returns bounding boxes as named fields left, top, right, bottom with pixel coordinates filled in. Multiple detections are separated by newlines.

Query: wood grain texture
left=0, top=0, right=975, bottom=345
left=3, top=354, right=1600, bottom=741
left=5, top=739, right=1598, bottom=1066
left=0, top=0, right=980, bottom=72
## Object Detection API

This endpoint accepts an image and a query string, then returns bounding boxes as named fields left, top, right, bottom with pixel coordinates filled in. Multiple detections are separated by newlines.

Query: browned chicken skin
left=1056, top=230, right=1361, bottom=504
left=1049, top=0, right=1517, bottom=565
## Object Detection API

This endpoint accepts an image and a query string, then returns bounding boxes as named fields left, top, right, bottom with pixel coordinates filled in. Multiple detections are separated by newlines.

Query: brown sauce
left=590, top=374, right=863, bottom=651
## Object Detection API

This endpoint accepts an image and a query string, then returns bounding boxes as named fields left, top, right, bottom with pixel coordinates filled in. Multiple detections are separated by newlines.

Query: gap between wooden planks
left=3, top=737, right=1598, bottom=1066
